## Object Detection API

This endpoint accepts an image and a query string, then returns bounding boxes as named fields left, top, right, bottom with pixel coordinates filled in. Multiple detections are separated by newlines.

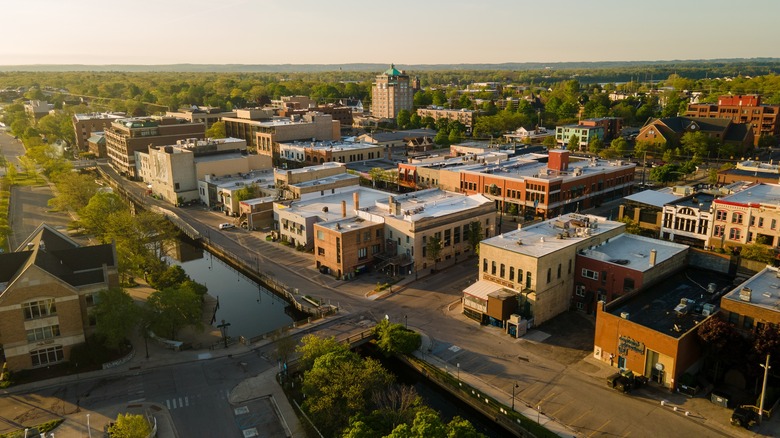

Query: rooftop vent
left=620, top=312, right=630, bottom=320
left=707, top=283, right=717, bottom=294
left=739, top=287, right=752, bottom=302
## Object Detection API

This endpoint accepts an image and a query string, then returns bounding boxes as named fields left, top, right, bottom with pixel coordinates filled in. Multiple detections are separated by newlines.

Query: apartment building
left=0, top=225, right=118, bottom=371
left=708, top=183, right=780, bottom=249
left=471, top=214, right=625, bottom=326
left=72, top=112, right=125, bottom=152
left=578, top=117, right=623, bottom=142
left=574, top=234, right=688, bottom=313
left=416, top=107, right=476, bottom=131
left=371, top=65, right=414, bottom=119
left=685, top=94, right=780, bottom=145
left=555, top=124, right=604, bottom=150
left=165, top=107, right=236, bottom=129
left=255, top=112, right=340, bottom=162
left=104, top=116, right=205, bottom=178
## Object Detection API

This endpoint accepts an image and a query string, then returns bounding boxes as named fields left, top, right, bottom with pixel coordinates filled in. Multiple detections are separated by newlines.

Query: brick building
left=593, top=269, right=731, bottom=389
left=707, top=183, right=780, bottom=249
left=165, top=107, right=236, bottom=129
left=416, top=107, right=476, bottom=132
left=685, top=94, right=780, bottom=145
left=72, top=112, right=125, bottom=152
left=636, top=116, right=753, bottom=152
left=0, top=225, right=118, bottom=371
left=371, top=65, right=414, bottom=119
left=720, top=266, right=780, bottom=331
left=278, top=140, right=385, bottom=166
left=574, top=234, right=688, bottom=313
left=105, top=116, right=205, bottom=178
left=254, top=112, right=341, bottom=163
left=472, top=214, right=625, bottom=326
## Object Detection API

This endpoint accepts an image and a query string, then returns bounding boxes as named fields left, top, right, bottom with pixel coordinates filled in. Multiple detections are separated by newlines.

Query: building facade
left=371, top=65, right=414, bottom=119
left=255, top=112, right=341, bottom=163
left=416, top=107, right=476, bottom=132
left=661, top=193, right=715, bottom=248
left=165, top=107, right=236, bottom=129
left=0, top=225, right=118, bottom=371
left=636, top=116, right=753, bottom=152
left=555, top=124, right=604, bottom=150
left=105, top=117, right=205, bottom=178
left=278, top=141, right=385, bottom=166
left=685, top=94, right=780, bottom=145
left=707, top=183, right=780, bottom=249
left=72, top=112, right=125, bottom=152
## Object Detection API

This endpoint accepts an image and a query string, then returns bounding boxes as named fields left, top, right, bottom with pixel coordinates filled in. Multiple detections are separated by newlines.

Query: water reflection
left=168, top=240, right=293, bottom=339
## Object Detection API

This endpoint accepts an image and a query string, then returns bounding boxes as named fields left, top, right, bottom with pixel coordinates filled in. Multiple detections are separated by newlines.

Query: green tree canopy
left=107, top=413, right=151, bottom=438
left=205, top=121, right=226, bottom=138
left=94, top=287, right=140, bottom=349
left=147, top=284, right=202, bottom=340
left=79, top=192, right=126, bottom=240
left=373, top=319, right=422, bottom=356
left=465, top=220, right=484, bottom=255
left=426, top=235, right=442, bottom=269
left=49, top=172, right=99, bottom=212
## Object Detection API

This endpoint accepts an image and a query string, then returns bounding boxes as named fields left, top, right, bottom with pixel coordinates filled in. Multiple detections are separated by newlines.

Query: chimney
left=548, top=149, right=570, bottom=172
left=389, top=196, right=397, bottom=215
left=341, top=200, right=347, bottom=218
left=649, top=249, right=657, bottom=267
left=353, top=191, right=360, bottom=212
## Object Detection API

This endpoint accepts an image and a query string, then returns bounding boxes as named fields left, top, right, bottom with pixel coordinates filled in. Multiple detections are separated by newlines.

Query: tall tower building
left=371, top=64, right=413, bottom=119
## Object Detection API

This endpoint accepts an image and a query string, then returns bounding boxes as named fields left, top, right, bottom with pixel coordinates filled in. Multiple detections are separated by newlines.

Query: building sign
left=618, top=335, right=645, bottom=355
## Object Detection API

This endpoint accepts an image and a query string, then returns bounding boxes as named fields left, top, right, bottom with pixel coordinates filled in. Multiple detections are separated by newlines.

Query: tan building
left=708, top=183, right=780, bottom=249
left=72, top=112, right=125, bottom=152
left=416, top=107, right=475, bottom=131
left=274, top=162, right=359, bottom=200
left=471, top=214, right=625, bottom=326
left=165, top=107, right=236, bottom=129
left=371, top=65, right=414, bottom=119
left=135, top=137, right=270, bottom=205
left=278, top=140, right=385, bottom=166
left=255, top=112, right=340, bottom=163
left=222, top=108, right=276, bottom=148
left=199, top=169, right=276, bottom=216
left=105, top=116, right=205, bottom=178
left=685, top=94, right=780, bottom=145
left=313, top=188, right=496, bottom=279
left=0, top=225, right=118, bottom=371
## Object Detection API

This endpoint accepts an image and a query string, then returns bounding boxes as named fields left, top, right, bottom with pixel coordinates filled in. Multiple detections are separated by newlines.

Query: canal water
left=168, top=240, right=294, bottom=340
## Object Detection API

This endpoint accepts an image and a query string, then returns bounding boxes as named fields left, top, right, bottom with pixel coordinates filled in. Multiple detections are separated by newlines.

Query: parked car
left=218, top=223, right=235, bottom=230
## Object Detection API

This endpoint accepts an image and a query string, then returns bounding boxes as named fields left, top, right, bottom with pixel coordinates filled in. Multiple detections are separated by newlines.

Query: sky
left=2, top=0, right=780, bottom=66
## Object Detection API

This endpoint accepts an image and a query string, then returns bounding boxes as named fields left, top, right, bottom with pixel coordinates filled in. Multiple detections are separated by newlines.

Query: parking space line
left=588, top=419, right=611, bottom=437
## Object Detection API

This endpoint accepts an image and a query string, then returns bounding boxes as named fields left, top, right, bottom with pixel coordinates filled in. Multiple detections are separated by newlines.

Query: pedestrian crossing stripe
left=165, top=396, right=190, bottom=409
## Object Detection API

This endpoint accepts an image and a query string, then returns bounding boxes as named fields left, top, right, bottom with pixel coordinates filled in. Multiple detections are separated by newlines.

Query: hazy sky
left=3, top=0, right=779, bottom=65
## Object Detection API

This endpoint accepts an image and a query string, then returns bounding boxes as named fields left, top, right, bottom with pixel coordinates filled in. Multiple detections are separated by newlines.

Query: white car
left=218, top=223, right=235, bottom=230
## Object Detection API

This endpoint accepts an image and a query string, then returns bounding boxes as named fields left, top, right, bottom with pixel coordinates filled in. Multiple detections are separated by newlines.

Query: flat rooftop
left=193, top=152, right=246, bottom=163
left=624, top=190, right=680, bottom=208
left=279, top=187, right=390, bottom=219
left=74, top=112, right=125, bottom=121
left=718, top=183, right=780, bottom=206
left=608, top=269, right=733, bottom=338
left=279, top=162, right=344, bottom=175
left=207, top=170, right=275, bottom=189
left=481, top=213, right=624, bottom=258
left=579, top=234, right=688, bottom=272
left=665, top=192, right=716, bottom=211
left=291, top=173, right=359, bottom=189
left=317, top=215, right=380, bottom=232
left=346, top=159, right=397, bottom=173
left=364, top=188, right=492, bottom=223
left=723, top=266, right=780, bottom=315
left=280, top=140, right=382, bottom=151
left=455, top=155, right=634, bottom=182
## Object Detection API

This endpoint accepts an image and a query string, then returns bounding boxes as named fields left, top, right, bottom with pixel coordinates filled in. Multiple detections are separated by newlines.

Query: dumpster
left=606, top=373, right=621, bottom=388
left=710, top=390, right=731, bottom=408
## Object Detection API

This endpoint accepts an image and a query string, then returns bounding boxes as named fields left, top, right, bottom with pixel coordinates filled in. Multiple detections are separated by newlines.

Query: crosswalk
left=163, top=389, right=231, bottom=410
left=166, top=396, right=190, bottom=410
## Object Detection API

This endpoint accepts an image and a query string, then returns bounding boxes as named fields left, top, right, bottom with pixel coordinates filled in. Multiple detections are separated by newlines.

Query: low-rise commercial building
left=165, top=107, right=236, bottom=129
left=255, top=112, right=341, bottom=163
left=274, top=162, right=358, bottom=200
left=555, top=124, right=604, bottom=150
left=661, top=192, right=716, bottom=248
left=720, top=266, right=780, bottom=331
left=574, top=234, right=689, bottom=313
left=222, top=108, right=276, bottom=148
left=199, top=169, right=276, bottom=216
left=278, top=140, right=385, bottom=166
left=0, top=225, right=118, bottom=371
left=472, top=214, right=625, bottom=327
left=708, top=183, right=780, bottom=249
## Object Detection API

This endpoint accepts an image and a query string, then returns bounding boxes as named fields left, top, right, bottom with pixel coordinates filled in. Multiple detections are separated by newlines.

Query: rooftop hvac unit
left=620, top=312, right=630, bottom=320
left=702, top=303, right=716, bottom=316
left=707, top=283, right=717, bottom=294
left=740, top=287, right=752, bottom=302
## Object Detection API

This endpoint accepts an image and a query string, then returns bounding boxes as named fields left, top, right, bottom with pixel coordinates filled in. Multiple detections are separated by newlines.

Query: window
left=317, top=247, right=325, bottom=256
left=525, top=272, right=532, bottom=289
left=729, top=228, right=741, bottom=240
left=23, top=299, right=56, bottom=320
left=601, top=271, right=607, bottom=284
left=444, top=229, right=451, bottom=247
left=454, top=226, right=461, bottom=244
left=30, top=346, right=64, bottom=367
left=405, top=235, right=409, bottom=244
left=316, top=230, right=324, bottom=240
left=547, top=268, right=552, bottom=284
left=568, top=259, right=572, bottom=274
left=491, top=261, right=497, bottom=275
left=376, top=229, right=383, bottom=238
left=731, top=212, right=743, bottom=224
left=500, top=264, right=506, bottom=278
left=597, top=289, right=607, bottom=303
left=575, top=284, right=586, bottom=297
left=772, top=219, right=777, bottom=230
left=575, top=302, right=584, bottom=310
left=366, top=232, right=372, bottom=242
left=581, top=269, right=599, bottom=280
left=623, top=277, right=635, bottom=292
left=759, top=217, right=764, bottom=228
left=557, top=264, right=561, bottom=279
left=85, top=293, right=99, bottom=307
left=483, top=259, right=488, bottom=272
left=27, top=325, right=60, bottom=342
left=713, top=225, right=724, bottom=237
left=743, top=316, right=754, bottom=330
left=509, top=266, right=515, bottom=281
left=372, top=244, right=380, bottom=255
left=716, top=210, right=727, bottom=221
left=358, top=247, right=368, bottom=260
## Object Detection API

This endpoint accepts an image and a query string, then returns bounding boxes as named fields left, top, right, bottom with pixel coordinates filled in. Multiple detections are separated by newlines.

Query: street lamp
left=512, top=382, right=519, bottom=411
left=457, top=363, right=460, bottom=383
left=537, top=405, right=541, bottom=424
left=759, top=354, right=771, bottom=424
left=86, top=414, right=91, bottom=438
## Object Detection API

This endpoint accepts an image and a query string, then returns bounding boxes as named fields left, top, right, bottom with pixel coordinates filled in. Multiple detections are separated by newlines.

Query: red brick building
left=686, top=94, right=780, bottom=145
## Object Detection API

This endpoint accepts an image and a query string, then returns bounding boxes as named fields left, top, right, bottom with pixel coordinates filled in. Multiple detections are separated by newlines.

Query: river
left=168, top=239, right=294, bottom=340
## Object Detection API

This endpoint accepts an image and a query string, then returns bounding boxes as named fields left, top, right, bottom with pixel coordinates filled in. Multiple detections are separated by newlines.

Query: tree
left=680, top=131, right=714, bottom=157
left=426, top=235, right=442, bottom=270
left=374, top=319, right=422, bottom=356
left=708, top=168, right=719, bottom=185
left=147, top=284, right=202, bottom=340
left=49, top=172, right=98, bottom=211
left=396, top=110, right=411, bottom=129
left=610, top=137, right=628, bottom=156
left=447, top=128, right=462, bottom=144
left=588, top=137, right=603, bottom=155
left=79, top=192, right=125, bottom=240
left=296, top=334, right=347, bottom=371
left=740, top=243, right=775, bottom=264
left=599, top=148, right=619, bottom=159
left=619, top=217, right=643, bottom=235
left=94, top=287, right=140, bottom=349
left=107, top=413, right=151, bottom=438
left=234, top=183, right=260, bottom=202
left=542, top=135, right=558, bottom=150
left=649, top=164, right=680, bottom=185
left=433, top=129, right=449, bottom=146
left=466, top=220, right=484, bottom=255
left=148, top=264, right=188, bottom=290
left=567, top=134, right=580, bottom=151
left=757, top=134, right=778, bottom=148
left=205, top=121, right=226, bottom=138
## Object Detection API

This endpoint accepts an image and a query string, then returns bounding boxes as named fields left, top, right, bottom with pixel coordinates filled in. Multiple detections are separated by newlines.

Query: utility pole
left=217, top=319, right=231, bottom=349
left=759, top=354, right=771, bottom=424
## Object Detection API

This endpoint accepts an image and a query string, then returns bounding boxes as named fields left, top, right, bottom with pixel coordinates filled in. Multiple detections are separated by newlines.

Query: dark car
left=731, top=406, right=758, bottom=429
